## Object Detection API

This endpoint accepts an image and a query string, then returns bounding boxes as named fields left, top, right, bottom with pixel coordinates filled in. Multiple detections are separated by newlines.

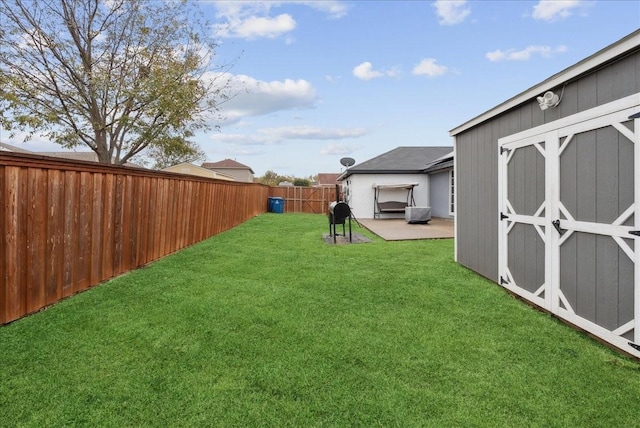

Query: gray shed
left=450, top=29, right=640, bottom=358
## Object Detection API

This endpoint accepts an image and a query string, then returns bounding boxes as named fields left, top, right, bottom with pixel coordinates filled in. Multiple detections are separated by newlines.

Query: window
left=449, top=169, right=455, bottom=215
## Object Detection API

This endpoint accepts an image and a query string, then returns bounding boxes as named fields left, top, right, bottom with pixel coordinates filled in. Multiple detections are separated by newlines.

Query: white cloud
left=300, top=1, right=349, bottom=19
left=224, top=14, right=296, bottom=39
left=262, top=126, right=367, bottom=140
left=486, top=45, right=568, bottom=62
left=412, top=58, right=449, bottom=77
left=320, top=143, right=359, bottom=155
left=352, top=62, right=399, bottom=80
left=213, top=1, right=347, bottom=40
left=433, top=0, right=471, bottom=25
left=210, top=126, right=367, bottom=146
left=208, top=73, right=318, bottom=123
left=532, top=0, right=584, bottom=21
left=353, top=62, right=382, bottom=80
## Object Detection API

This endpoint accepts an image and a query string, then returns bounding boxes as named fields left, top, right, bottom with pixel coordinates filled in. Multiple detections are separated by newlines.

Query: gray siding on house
left=428, top=169, right=452, bottom=218
left=455, top=49, right=640, bottom=283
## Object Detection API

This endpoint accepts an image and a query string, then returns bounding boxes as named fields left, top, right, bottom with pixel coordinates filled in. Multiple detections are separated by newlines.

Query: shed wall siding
left=455, top=50, right=640, bottom=283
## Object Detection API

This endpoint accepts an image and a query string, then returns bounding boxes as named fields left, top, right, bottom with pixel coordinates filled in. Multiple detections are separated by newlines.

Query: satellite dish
left=340, top=157, right=355, bottom=167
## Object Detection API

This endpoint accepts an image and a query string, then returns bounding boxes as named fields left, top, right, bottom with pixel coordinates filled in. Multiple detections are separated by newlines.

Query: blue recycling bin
left=268, top=197, right=284, bottom=213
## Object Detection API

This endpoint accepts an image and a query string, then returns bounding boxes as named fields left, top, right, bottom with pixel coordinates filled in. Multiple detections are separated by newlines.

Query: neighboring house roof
left=316, top=173, right=341, bottom=186
left=0, top=142, right=32, bottom=153
left=202, top=158, right=255, bottom=174
left=162, top=162, right=235, bottom=181
left=35, top=151, right=142, bottom=167
left=36, top=151, right=101, bottom=162
left=0, top=143, right=141, bottom=167
left=450, top=29, right=640, bottom=136
left=340, top=146, right=453, bottom=179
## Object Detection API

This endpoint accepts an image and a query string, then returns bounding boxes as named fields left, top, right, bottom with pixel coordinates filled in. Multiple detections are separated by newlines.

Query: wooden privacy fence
left=0, top=152, right=269, bottom=325
left=268, top=186, right=340, bottom=214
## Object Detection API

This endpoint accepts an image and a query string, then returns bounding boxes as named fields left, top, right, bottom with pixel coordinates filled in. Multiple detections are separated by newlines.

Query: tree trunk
left=94, top=130, right=111, bottom=163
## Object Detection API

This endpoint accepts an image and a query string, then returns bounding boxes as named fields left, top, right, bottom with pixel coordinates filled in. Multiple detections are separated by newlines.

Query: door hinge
left=629, top=112, right=640, bottom=120
left=500, top=276, right=509, bottom=285
left=500, top=212, right=509, bottom=221
left=629, top=342, right=640, bottom=352
left=552, top=219, right=566, bottom=235
left=629, top=230, right=640, bottom=237
left=500, top=146, right=509, bottom=155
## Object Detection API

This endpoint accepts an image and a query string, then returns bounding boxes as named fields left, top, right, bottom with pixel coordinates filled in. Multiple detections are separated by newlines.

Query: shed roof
left=339, top=146, right=452, bottom=179
left=450, top=29, right=640, bottom=136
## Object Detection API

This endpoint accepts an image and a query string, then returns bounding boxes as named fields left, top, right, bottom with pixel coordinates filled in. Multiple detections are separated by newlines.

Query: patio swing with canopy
left=372, top=182, right=418, bottom=219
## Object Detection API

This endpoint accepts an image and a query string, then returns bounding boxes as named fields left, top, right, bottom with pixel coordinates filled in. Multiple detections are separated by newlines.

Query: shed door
left=499, top=95, right=640, bottom=357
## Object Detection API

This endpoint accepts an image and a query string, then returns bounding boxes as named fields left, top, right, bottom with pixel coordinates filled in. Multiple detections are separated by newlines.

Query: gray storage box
left=405, top=206, right=431, bottom=224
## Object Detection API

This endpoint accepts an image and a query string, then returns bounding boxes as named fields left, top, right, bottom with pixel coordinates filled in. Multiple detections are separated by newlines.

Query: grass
left=1, top=213, right=639, bottom=427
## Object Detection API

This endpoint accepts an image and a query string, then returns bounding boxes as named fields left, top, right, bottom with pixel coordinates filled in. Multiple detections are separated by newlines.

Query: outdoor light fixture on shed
left=537, top=91, right=560, bottom=110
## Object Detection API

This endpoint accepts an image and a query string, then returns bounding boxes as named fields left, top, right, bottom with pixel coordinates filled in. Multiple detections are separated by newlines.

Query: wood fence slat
left=62, top=171, right=78, bottom=297
left=46, top=169, right=64, bottom=305
left=102, top=173, right=115, bottom=280
left=27, top=168, right=47, bottom=312
left=0, top=166, right=5, bottom=324
left=113, top=174, right=124, bottom=276
left=120, top=175, right=133, bottom=273
left=90, top=173, right=103, bottom=287
left=77, top=172, right=93, bottom=291
left=4, top=167, right=23, bottom=323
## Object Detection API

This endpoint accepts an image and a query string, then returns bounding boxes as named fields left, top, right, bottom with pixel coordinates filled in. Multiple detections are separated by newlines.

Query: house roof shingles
left=316, top=173, right=341, bottom=186
left=202, top=158, right=255, bottom=174
left=341, top=146, right=452, bottom=178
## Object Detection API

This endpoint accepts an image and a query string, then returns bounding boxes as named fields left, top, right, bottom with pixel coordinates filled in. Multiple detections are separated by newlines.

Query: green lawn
left=1, top=213, right=639, bottom=427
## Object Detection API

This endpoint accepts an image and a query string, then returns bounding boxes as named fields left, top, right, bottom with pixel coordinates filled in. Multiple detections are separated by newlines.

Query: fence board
left=0, top=152, right=269, bottom=325
left=47, top=170, right=64, bottom=306
left=102, top=174, right=115, bottom=280
left=78, top=172, right=93, bottom=291
left=0, top=166, right=5, bottom=324
left=62, top=171, right=77, bottom=296
left=29, top=168, right=47, bottom=312
left=4, top=167, right=22, bottom=322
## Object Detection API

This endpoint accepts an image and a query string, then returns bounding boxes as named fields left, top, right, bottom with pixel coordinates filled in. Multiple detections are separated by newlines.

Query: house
left=450, top=29, right=640, bottom=358
left=201, top=159, right=255, bottom=183
left=338, top=146, right=453, bottom=220
left=162, top=162, right=235, bottom=181
left=0, top=142, right=32, bottom=153
left=315, top=173, right=341, bottom=187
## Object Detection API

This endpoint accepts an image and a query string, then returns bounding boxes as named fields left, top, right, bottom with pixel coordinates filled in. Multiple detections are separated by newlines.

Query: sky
left=3, top=0, right=640, bottom=177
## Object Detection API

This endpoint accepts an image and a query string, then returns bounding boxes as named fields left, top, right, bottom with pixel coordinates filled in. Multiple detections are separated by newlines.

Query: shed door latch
left=552, top=219, right=566, bottom=235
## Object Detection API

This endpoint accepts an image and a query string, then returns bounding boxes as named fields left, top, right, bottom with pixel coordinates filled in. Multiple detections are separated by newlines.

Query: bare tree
left=0, top=0, right=230, bottom=164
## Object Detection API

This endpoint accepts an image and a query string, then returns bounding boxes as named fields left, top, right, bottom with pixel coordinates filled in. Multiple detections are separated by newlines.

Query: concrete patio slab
left=357, top=217, right=454, bottom=241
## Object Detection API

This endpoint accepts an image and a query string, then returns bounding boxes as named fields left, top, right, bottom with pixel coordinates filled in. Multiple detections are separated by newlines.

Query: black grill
left=328, top=201, right=352, bottom=243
